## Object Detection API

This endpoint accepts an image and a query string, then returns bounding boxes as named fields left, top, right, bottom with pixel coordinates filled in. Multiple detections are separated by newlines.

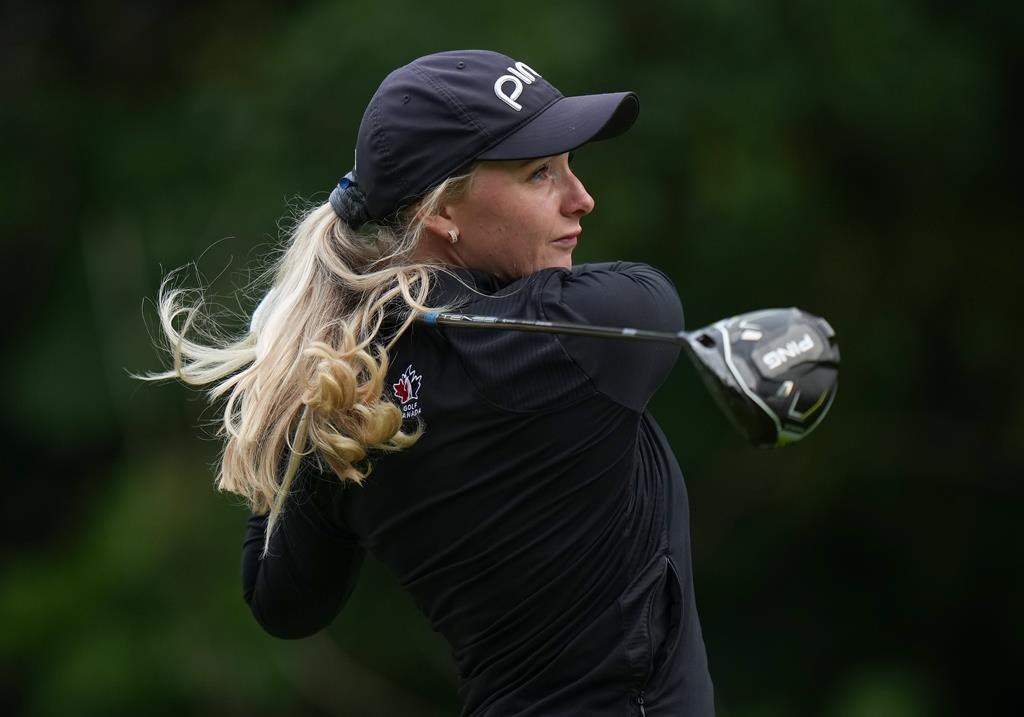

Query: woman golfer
left=153, top=50, right=714, bottom=716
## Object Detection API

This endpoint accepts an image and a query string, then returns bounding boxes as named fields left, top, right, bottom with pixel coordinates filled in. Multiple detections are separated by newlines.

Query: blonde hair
left=143, top=170, right=476, bottom=553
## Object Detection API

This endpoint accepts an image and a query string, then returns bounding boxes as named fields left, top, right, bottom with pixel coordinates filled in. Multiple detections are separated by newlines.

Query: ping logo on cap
left=494, top=61, right=542, bottom=111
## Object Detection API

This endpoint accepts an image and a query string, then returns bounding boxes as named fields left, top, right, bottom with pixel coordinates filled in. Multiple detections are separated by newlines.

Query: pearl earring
left=447, top=229, right=460, bottom=245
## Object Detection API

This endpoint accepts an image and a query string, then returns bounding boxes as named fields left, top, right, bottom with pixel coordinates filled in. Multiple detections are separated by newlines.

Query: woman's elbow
left=246, top=593, right=331, bottom=640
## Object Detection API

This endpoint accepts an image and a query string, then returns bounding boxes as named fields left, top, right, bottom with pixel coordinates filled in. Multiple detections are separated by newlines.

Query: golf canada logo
left=393, top=365, right=422, bottom=419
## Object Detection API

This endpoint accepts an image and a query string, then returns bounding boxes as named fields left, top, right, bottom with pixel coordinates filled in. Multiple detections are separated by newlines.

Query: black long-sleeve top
left=242, top=263, right=715, bottom=716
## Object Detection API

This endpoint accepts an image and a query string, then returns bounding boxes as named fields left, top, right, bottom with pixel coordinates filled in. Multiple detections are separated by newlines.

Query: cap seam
left=408, top=64, right=492, bottom=141
left=367, top=100, right=409, bottom=215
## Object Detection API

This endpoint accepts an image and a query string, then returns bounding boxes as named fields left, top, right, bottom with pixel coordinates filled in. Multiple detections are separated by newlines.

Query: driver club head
left=682, top=308, right=840, bottom=448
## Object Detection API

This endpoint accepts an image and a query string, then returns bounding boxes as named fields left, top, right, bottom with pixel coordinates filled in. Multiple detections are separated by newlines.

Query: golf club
left=420, top=307, right=839, bottom=448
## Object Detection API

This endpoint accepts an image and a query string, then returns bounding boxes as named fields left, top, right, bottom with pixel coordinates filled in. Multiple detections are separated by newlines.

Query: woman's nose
left=563, top=171, right=595, bottom=217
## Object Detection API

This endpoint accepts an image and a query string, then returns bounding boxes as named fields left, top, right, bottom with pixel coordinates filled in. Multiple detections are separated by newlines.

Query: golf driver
left=420, top=307, right=839, bottom=448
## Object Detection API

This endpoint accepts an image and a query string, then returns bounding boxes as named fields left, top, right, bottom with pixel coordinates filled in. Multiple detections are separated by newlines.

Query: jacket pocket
left=651, top=556, right=683, bottom=681
left=618, top=554, right=683, bottom=692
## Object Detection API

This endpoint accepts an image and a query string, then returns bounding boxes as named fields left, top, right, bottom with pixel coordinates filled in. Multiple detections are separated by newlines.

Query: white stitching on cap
left=508, top=62, right=540, bottom=83
left=494, top=76, right=524, bottom=111
left=494, top=60, right=543, bottom=112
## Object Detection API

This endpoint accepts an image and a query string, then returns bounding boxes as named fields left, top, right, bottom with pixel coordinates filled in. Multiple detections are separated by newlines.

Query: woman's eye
left=530, top=164, right=551, bottom=181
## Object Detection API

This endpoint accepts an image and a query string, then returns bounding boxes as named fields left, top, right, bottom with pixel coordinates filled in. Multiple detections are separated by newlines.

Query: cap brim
left=477, top=91, right=639, bottom=161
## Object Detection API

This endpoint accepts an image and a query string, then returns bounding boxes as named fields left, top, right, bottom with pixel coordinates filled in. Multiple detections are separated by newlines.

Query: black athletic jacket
left=242, top=263, right=715, bottom=716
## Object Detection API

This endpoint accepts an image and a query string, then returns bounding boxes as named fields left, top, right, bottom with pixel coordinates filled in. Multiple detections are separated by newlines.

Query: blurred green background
left=2, top=1, right=1021, bottom=715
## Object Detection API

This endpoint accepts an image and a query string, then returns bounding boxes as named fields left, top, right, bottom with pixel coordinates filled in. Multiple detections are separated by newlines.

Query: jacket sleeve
left=241, top=468, right=364, bottom=639
left=541, top=262, right=684, bottom=412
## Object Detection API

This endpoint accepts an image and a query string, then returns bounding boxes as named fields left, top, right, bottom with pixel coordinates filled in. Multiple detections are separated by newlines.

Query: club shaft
left=420, top=311, right=690, bottom=345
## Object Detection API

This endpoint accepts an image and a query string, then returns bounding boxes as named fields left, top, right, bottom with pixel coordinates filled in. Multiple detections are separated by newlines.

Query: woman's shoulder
left=558, top=261, right=677, bottom=289
left=537, top=262, right=684, bottom=333
left=426, top=262, right=681, bottom=329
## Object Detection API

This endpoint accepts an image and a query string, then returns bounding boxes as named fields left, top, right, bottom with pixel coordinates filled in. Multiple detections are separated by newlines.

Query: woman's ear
left=421, top=209, right=458, bottom=237
left=421, top=205, right=458, bottom=241
left=410, top=201, right=464, bottom=265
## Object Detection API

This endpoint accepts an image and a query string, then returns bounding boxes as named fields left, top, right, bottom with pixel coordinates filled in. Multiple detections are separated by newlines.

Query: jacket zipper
left=633, top=555, right=673, bottom=716
left=634, top=568, right=658, bottom=717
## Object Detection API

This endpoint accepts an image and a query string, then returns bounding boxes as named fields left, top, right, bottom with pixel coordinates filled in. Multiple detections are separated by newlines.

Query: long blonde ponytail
left=144, top=170, right=476, bottom=553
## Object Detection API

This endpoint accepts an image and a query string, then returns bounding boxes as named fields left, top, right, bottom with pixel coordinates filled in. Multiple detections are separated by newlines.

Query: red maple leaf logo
left=393, top=377, right=411, bottom=403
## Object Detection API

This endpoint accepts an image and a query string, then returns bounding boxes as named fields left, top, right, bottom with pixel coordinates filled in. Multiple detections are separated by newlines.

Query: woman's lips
left=553, top=232, right=580, bottom=248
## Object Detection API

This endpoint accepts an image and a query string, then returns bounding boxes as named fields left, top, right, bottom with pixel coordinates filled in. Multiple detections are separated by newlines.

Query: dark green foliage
left=1, top=1, right=1020, bottom=714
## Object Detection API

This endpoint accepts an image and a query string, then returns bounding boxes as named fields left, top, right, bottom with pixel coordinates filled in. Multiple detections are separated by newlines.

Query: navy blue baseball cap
left=331, top=50, right=639, bottom=227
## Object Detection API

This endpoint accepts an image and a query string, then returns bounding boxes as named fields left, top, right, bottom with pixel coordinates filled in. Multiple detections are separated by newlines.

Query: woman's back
left=248, top=264, right=714, bottom=715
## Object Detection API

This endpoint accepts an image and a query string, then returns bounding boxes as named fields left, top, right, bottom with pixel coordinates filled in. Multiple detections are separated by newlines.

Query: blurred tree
left=1, top=0, right=1020, bottom=715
